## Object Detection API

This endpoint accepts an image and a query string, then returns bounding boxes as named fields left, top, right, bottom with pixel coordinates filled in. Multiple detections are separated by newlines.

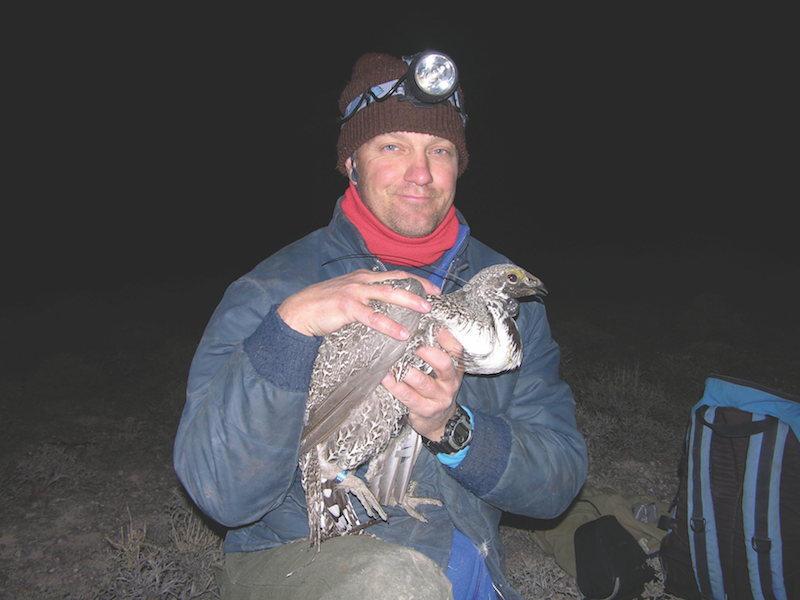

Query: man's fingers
left=360, top=306, right=411, bottom=341
left=435, top=328, right=462, bottom=356
left=380, top=271, right=441, bottom=297
left=352, top=275, right=435, bottom=340
left=415, top=344, right=461, bottom=380
left=382, top=372, right=439, bottom=419
left=383, top=371, right=455, bottom=439
left=369, top=281, right=432, bottom=315
left=277, top=269, right=434, bottom=338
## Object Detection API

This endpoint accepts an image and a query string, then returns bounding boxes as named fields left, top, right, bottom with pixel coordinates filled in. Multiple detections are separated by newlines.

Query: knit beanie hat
left=336, top=53, right=469, bottom=177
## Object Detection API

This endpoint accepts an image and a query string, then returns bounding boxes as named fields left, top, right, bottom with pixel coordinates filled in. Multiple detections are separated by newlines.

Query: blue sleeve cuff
left=442, top=407, right=512, bottom=497
left=243, top=304, right=322, bottom=393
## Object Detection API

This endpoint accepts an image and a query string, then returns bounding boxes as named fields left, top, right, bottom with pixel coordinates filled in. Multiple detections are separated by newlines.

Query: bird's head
left=467, top=264, right=548, bottom=301
left=500, top=267, right=548, bottom=299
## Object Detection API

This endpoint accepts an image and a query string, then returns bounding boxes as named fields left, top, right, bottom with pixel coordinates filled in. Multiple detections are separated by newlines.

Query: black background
left=6, top=6, right=796, bottom=317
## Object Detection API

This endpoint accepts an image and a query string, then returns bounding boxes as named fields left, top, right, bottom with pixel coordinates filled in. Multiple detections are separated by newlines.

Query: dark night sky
left=6, top=6, right=796, bottom=313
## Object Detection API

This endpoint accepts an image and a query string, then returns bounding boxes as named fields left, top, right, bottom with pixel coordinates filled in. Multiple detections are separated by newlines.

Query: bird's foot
left=338, top=472, right=388, bottom=522
left=395, top=480, right=443, bottom=522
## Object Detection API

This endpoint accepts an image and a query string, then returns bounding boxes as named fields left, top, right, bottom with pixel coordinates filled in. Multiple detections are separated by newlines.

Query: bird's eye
left=507, top=273, right=518, bottom=283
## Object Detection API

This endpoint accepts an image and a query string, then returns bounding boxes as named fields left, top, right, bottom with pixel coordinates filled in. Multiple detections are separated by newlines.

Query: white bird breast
left=453, top=317, right=520, bottom=375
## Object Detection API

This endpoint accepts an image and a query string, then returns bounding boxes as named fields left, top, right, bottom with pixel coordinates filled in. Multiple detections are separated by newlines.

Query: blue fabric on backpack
left=447, top=529, right=497, bottom=600
left=700, top=376, right=800, bottom=439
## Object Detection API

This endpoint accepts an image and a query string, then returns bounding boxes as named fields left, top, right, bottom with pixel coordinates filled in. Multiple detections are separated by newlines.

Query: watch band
left=422, top=404, right=473, bottom=455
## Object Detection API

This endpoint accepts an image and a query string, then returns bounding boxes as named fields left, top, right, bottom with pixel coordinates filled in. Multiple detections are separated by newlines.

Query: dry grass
left=97, top=494, right=222, bottom=599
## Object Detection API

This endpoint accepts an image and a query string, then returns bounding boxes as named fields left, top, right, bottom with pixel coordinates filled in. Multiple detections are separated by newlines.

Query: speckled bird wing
left=299, top=279, right=426, bottom=456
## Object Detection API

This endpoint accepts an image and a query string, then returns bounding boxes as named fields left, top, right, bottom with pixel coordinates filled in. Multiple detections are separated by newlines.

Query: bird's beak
left=531, top=279, right=548, bottom=297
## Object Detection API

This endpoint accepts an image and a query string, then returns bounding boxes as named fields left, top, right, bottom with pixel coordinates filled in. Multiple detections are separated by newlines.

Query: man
left=174, top=51, right=587, bottom=600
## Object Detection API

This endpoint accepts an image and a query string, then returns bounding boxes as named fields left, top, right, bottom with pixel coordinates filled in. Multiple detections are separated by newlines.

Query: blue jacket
left=173, top=198, right=587, bottom=600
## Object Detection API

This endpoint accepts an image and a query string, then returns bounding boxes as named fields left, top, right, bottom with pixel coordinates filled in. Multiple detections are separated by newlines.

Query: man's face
left=345, top=131, right=458, bottom=238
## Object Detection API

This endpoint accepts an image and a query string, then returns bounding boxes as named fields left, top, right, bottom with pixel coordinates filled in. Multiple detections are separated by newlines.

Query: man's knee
left=218, top=536, right=453, bottom=600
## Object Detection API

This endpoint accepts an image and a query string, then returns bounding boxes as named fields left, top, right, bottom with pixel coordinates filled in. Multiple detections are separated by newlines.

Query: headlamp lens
left=413, top=53, right=458, bottom=99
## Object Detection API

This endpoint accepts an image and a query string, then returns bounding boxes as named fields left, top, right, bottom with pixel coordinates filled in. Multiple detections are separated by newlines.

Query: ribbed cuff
left=443, top=409, right=512, bottom=497
left=243, top=305, right=322, bottom=393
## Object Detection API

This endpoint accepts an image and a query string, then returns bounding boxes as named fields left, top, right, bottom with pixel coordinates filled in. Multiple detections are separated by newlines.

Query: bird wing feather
left=368, top=427, right=422, bottom=505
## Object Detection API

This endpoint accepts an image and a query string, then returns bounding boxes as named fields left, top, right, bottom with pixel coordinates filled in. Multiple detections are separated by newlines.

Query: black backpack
left=575, top=514, right=656, bottom=600
left=659, top=375, right=800, bottom=600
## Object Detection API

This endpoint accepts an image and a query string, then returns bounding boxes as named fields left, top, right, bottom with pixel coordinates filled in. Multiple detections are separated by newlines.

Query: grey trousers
left=215, top=536, right=454, bottom=600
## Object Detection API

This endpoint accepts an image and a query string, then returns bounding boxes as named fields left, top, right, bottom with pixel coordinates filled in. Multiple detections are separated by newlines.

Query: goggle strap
left=341, top=78, right=466, bottom=126
left=342, top=78, right=402, bottom=121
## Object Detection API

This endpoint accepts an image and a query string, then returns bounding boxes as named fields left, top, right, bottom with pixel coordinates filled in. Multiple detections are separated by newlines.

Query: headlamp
left=340, top=50, right=467, bottom=126
left=404, top=52, right=459, bottom=105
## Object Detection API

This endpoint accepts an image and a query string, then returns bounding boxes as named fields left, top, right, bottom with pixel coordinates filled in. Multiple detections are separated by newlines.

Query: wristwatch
left=422, top=404, right=473, bottom=455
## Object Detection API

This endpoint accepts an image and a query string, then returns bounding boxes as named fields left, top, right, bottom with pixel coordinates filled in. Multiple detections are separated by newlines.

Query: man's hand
left=277, top=269, right=440, bottom=340
left=381, top=328, right=465, bottom=441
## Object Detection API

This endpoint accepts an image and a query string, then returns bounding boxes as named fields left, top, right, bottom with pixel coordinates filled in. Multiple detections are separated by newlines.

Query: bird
left=298, top=263, right=548, bottom=551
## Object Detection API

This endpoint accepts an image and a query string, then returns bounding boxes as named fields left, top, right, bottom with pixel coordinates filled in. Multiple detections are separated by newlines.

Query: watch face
left=453, top=422, right=470, bottom=445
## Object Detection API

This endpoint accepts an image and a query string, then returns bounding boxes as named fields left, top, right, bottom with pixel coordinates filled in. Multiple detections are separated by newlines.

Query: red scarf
left=341, top=182, right=459, bottom=267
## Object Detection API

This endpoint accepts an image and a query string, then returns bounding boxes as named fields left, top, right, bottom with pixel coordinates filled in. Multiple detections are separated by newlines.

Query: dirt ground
left=2, top=243, right=798, bottom=599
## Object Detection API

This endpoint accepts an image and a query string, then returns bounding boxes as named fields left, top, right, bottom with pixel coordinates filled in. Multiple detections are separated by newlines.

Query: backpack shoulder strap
left=743, top=416, right=788, bottom=600
left=687, top=405, right=725, bottom=599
